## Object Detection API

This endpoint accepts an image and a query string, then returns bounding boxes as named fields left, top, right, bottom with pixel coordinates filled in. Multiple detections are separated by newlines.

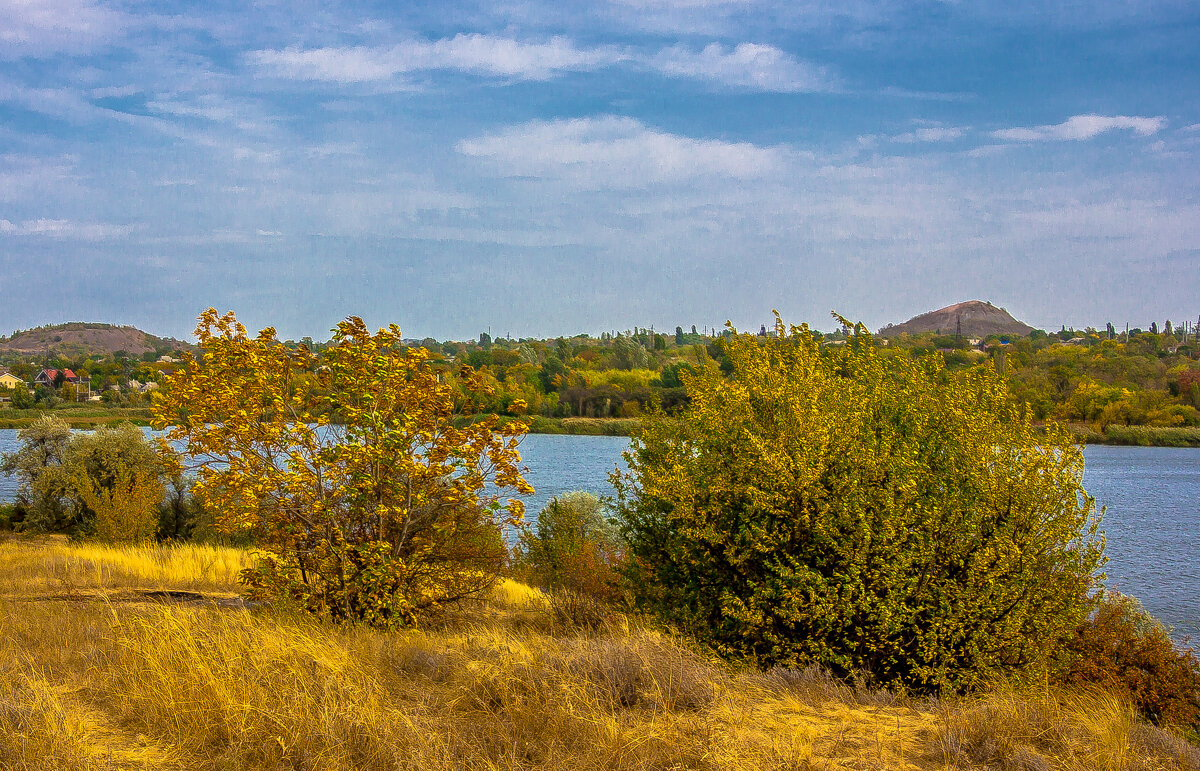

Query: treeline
left=428, top=321, right=1200, bottom=430
left=3, top=318, right=1198, bottom=434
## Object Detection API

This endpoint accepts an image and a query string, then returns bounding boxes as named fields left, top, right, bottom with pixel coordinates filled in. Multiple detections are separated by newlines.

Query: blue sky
left=1, top=0, right=1197, bottom=341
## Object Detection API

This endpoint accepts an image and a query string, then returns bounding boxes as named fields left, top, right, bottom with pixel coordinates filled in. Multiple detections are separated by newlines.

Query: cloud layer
left=250, top=35, right=832, bottom=92
left=0, top=0, right=1196, bottom=340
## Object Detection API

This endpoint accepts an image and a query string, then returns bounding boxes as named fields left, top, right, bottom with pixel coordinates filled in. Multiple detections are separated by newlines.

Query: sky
left=1, top=0, right=1197, bottom=342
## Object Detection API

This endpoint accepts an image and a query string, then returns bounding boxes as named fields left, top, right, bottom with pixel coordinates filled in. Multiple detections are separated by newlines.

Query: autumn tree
left=615, top=314, right=1105, bottom=693
left=153, top=310, right=533, bottom=627
left=0, top=415, right=73, bottom=532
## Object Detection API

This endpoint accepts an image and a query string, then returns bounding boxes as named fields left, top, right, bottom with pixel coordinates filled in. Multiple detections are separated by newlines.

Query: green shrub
left=1060, top=592, right=1200, bottom=732
left=616, top=316, right=1105, bottom=693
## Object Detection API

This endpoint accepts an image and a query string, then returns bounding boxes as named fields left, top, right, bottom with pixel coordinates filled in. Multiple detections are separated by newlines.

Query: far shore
left=2, top=408, right=1198, bottom=447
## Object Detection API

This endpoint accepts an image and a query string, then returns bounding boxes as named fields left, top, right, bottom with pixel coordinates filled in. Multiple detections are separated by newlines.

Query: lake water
left=1, top=429, right=1195, bottom=639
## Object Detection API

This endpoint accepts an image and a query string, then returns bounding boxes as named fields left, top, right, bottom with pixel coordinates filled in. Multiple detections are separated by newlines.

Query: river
left=1, top=430, right=1196, bottom=639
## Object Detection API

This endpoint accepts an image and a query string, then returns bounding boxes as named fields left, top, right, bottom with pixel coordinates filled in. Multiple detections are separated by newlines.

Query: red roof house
left=32, top=368, right=81, bottom=387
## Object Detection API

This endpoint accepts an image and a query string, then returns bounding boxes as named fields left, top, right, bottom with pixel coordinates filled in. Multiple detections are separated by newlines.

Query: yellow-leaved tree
left=615, top=314, right=1105, bottom=693
left=153, top=309, right=533, bottom=626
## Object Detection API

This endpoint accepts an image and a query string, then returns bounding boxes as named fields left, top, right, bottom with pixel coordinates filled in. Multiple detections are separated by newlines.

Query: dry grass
left=1, top=537, right=1197, bottom=770
left=927, top=686, right=1200, bottom=770
left=0, top=534, right=247, bottom=597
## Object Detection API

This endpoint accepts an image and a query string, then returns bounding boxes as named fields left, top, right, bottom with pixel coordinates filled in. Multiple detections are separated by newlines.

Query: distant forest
left=2, top=320, right=1198, bottom=435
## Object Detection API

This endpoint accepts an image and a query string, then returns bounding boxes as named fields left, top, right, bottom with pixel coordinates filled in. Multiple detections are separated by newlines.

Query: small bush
left=512, top=492, right=625, bottom=604
left=1060, top=592, right=1200, bottom=731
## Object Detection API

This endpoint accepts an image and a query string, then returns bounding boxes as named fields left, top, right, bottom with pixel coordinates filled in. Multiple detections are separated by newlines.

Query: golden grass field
left=2, top=536, right=1198, bottom=770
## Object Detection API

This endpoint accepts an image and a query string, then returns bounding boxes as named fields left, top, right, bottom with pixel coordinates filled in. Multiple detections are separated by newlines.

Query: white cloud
left=250, top=35, right=628, bottom=83
left=417, top=34, right=627, bottom=79
left=249, top=46, right=405, bottom=83
left=456, top=116, right=785, bottom=186
left=650, top=42, right=834, bottom=92
left=0, top=0, right=124, bottom=57
left=0, top=217, right=133, bottom=239
left=992, top=114, right=1166, bottom=142
left=892, top=126, right=966, bottom=143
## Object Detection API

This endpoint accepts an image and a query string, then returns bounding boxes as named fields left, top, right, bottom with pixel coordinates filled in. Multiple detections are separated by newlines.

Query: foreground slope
left=1, top=537, right=1196, bottom=771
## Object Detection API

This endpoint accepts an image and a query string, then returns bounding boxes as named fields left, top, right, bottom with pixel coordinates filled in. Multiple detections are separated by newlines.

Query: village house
left=0, top=369, right=24, bottom=390
left=32, top=368, right=82, bottom=387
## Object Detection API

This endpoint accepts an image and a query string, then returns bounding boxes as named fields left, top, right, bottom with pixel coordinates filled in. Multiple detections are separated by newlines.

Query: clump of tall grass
left=928, top=687, right=1200, bottom=770
left=94, top=607, right=436, bottom=769
left=0, top=536, right=248, bottom=596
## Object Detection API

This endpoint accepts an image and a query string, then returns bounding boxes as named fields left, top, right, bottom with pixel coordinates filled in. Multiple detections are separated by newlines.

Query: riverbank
left=0, top=406, right=153, bottom=429
left=450, top=415, right=641, bottom=436
left=2, top=535, right=1197, bottom=771
left=6, top=407, right=1199, bottom=447
left=1061, top=423, right=1200, bottom=448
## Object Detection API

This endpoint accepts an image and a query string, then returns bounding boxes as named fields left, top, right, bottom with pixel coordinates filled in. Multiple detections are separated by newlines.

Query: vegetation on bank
left=0, top=404, right=153, bottom=429
left=1080, top=425, right=1200, bottom=447
left=3, top=312, right=1198, bottom=446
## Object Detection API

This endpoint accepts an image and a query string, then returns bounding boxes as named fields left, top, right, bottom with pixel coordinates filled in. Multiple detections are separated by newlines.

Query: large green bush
left=615, top=316, right=1105, bottom=693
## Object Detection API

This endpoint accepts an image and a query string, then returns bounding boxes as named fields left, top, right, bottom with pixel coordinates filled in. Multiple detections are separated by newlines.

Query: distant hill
left=879, top=301, right=1034, bottom=339
left=0, top=323, right=191, bottom=358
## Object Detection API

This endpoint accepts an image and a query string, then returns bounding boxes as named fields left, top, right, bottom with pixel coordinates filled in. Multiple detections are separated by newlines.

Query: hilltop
left=879, top=300, right=1035, bottom=338
left=0, top=322, right=191, bottom=358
